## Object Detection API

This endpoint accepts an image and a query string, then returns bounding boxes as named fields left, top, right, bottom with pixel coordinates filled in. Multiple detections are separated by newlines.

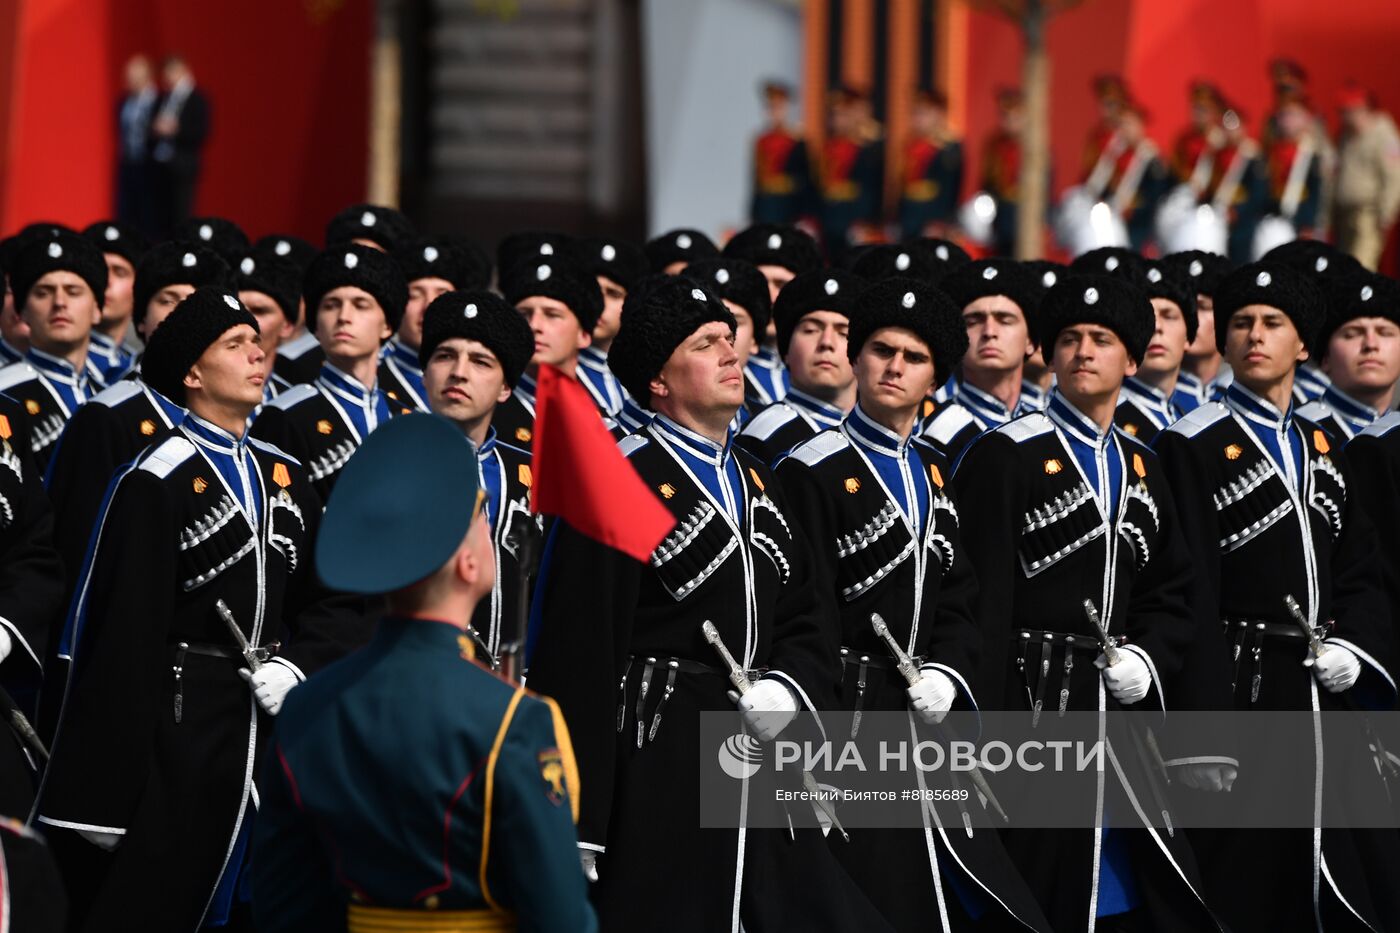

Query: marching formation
left=0, top=201, right=1399, bottom=933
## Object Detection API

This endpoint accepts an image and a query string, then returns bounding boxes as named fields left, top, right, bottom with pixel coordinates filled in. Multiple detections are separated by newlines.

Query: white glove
left=579, top=848, right=599, bottom=883
left=0, top=626, right=11, bottom=664
left=77, top=828, right=121, bottom=851
left=906, top=669, right=957, bottom=725
left=728, top=678, right=799, bottom=742
left=1311, top=644, right=1361, bottom=693
left=239, top=663, right=300, bottom=715
left=1095, top=650, right=1152, bottom=705
left=1177, top=762, right=1238, bottom=793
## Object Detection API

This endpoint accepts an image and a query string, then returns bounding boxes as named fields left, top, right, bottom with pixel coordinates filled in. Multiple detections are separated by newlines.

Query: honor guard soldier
left=491, top=256, right=603, bottom=450
left=235, top=248, right=303, bottom=404
left=81, top=221, right=147, bottom=383
left=1263, top=92, right=1325, bottom=241
left=644, top=227, right=719, bottom=275
left=897, top=88, right=963, bottom=241
left=1261, top=238, right=1364, bottom=403
left=324, top=202, right=416, bottom=254
left=1172, top=82, right=1226, bottom=194
left=750, top=80, right=813, bottom=225
left=723, top=222, right=823, bottom=404
left=1163, top=250, right=1234, bottom=406
left=1083, top=75, right=1129, bottom=182
left=1333, top=82, right=1400, bottom=271
left=1154, top=262, right=1400, bottom=932
left=921, top=259, right=1041, bottom=462
left=954, top=274, right=1226, bottom=932
left=0, top=393, right=66, bottom=816
left=818, top=85, right=885, bottom=251
left=571, top=236, right=647, bottom=418
left=776, top=279, right=1053, bottom=932
left=419, top=290, right=537, bottom=660
left=382, top=237, right=493, bottom=412
left=0, top=231, right=111, bottom=471
left=260, top=235, right=325, bottom=386
left=1089, top=100, right=1169, bottom=253
left=1112, top=259, right=1199, bottom=443
left=1297, top=272, right=1400, bottom=440
left=979, top=88, right=1027, bottom=257
left=251, top=413, right=596, bottom=933
left=1206, top=106, right=1269, bottom=264
left=43, top=241, right=230, bottom=601
left=683, top=257, right=773, bottom=419
left=36, top=288, right=368, bottom=933
left=736, top=267, right=863, bottom=465
left=250, top=244, right=410, bottom=501
left=172, top=216, right=249, bottom=267
left=528, top=277, right=891, bottom=933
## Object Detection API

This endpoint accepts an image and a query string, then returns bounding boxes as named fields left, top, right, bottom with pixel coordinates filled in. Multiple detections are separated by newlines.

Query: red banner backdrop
left=0, top=0, right=371, bottom=241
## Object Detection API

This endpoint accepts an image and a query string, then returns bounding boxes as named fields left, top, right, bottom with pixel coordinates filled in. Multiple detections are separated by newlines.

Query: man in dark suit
left=115, top=55, right=158, bottom=237
left=151, top=55, right=210, bottom=235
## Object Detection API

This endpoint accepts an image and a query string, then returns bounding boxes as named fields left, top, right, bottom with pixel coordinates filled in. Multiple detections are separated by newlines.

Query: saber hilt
left=1284, top=595, right=1327, bottom=666
left=1083, top=599, right=1120, bottom=667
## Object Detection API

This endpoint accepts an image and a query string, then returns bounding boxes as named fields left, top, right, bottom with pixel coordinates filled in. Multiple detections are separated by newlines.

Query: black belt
left=1015, top=629, right=1125, bottom=725
left=1221, top=618, right=1328, bottom=704
left=839, top=647, right=926, bottom=738
left=167, top=641, right=280, bottom=725
left=619, top=655, right=767, bottom=747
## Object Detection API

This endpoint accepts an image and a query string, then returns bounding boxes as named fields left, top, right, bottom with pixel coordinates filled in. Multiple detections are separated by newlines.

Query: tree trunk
left=1017, top=0, right=1048, bottom=260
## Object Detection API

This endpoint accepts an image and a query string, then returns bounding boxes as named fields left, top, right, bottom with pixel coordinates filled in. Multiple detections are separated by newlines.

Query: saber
left=0, top=685, right=47, bottom=763
left=700, top=620, right=849, bottom=841
left=870, top=613, right=1009, bottom=824
left=216, top=599, right=261, bottom=672
left=500, top=517, right=543, bottom=683
left=1083, top=599, right=1120, bottom=666
left=1285, top=595, right=1327, bottom=667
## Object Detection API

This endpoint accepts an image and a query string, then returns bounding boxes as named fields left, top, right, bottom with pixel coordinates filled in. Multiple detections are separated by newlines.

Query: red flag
left=531, top=364, right=676, bottom=561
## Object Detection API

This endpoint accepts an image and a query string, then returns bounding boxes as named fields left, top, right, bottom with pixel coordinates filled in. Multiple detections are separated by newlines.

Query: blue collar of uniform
left=750, top=345, right=783, bottom=371
left=88, top=331, right=120, bottom=354
left=1020, top=379, right=1046, bottom=406
left=1295, top=363, right=1331, bottom=391
left=27, top=347, right=90, bottom=386
left=144, top=380, right=186, bottom=420
left=785, top=387, right=845, bottom=428
left=474, top=425, right=499, bottom=458
left=578, top=345, right=610, bottom=371
left=956, top=380, right=1016, bottom=425
left=617, top=397, right=651, bottom=433
left=182, top=411, right=249, bottom=455
left=845, top=403, right=911, bottom=456
left=1048, top=390, right=1113, bottom=449
left=1321, top=384, right=1381, bottom=426
left=1120, top=375, right=1177, bottom=417
left=384, top=336, right=421, bottom=374
left=317, top=362, right=377, bottom=405
left=1226, top=381, right=1292, bottom=429
left=652, top=413, right=732, bottom=465
left=0, top=339, right=22, bottom=364
left=516, top=372, right=537, bottom=406
left=1175, top=371, right=1203, bottom=396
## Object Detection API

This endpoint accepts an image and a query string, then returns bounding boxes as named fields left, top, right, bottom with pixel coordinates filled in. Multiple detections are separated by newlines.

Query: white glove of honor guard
left=1177, top=762, right=1238, bottom=793
left=729, top=678, right=799, bottom=741
left=0, top=626, right=11, bottom=664
left=1310, top=644, right=1361, bottom=693
left=579, top=848, right=599, bottom=882
left=1095, top=650, right=1152, bottom=704
left=239, top=663, right=300, bottom=715
left=906, top=668, right=957, bottom=725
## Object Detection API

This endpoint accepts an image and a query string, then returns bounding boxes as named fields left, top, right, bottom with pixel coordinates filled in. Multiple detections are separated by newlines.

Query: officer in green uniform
left=250, top=413, right=596, bottom=933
